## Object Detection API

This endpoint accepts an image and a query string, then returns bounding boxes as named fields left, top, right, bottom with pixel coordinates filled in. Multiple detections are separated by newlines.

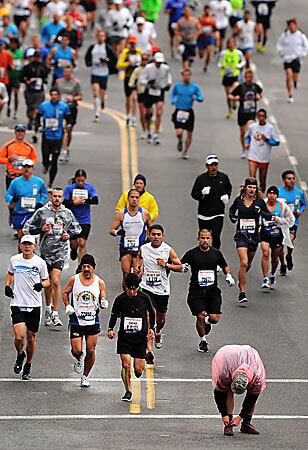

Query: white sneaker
left=130, top=116, right=137, bottom=127
left=59, top=149, right=68, bottom=163
left=80, top=375, right=90, bottom=388
left=44, top=310, right=52, bottom=326
left=241, top=150, right=246, bottom=159
left=287, top=96, right=294, bottom=103
left=152, top=134, right=161, bottom=145
left=181, top=150, right=188, bottom=159
left=261, top=277, right=270, bottom=291
left=52, top=313, right=63, bottom=327
left=140, top=132, right=147, bottom=140
left=74, top=357, right=83, bottom=374
left=93, top=113, right=100, bottom=122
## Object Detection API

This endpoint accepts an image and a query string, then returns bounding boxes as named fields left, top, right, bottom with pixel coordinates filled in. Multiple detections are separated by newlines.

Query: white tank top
left=140, top=241, right=172, bottom=295
left=121, top=207, right=146, bottom=252
left=72, top=274, right=100, bottom=326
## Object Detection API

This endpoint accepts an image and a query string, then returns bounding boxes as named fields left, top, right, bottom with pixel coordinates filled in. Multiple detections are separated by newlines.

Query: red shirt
left=199, top=16, right=216, bottom=37
left=0, top=50, right=13, bottom=84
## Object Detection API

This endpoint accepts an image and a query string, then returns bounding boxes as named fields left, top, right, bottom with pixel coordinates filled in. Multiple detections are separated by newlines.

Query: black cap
left=244, top=177, right=258, bottom=187
left=266, top=185, right=279, bottom=196
left=125, top=273, right=140, bottom=289
left=80, top=254, right=96, bottom=268
left=134, top=173, right=146, bottom=186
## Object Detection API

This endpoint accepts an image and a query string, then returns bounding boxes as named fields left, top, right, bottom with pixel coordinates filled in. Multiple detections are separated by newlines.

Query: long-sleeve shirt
left=5, top=175, right=47, bottom=215
left=63, top=182, right=98, bottom=225
left=139, top=62, right=172, bottom=89
left=277, top=30, right=308, bottom=63
left=170, top=81, right=203, bottom=110
left=245, top=121, right=279, bottom=163
left=0, top=139, right=38, bottom=178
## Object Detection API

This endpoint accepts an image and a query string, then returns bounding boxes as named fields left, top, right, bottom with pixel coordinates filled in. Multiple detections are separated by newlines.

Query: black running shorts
left=11, top=306, right=41, bottom=333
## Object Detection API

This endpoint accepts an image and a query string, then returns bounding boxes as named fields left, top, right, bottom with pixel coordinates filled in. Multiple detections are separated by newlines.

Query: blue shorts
left=240, top=47, right=254, bottom=53
left=11, top=213, right=33, bottom=230
left=197, top=36, right=214, bottom=49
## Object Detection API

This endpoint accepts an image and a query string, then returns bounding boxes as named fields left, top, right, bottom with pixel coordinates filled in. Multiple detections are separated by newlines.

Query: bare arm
left=62, top=276, right=75, bottom=307
left=110, top=211, right=124, bottom=236
left=167, top=248, right=183, bottom=272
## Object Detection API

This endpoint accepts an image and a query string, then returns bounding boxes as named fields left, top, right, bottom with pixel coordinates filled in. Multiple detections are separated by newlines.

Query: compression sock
left=121, top=368, right=129, bottom=391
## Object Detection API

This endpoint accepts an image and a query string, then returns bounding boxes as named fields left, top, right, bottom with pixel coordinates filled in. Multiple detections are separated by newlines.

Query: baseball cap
left=151, top=45, right=161, bottom=54
left=231, top=372, right=249, bottom=395
left=125, top=273, right=140, bottom=289
left=113, top=0, right=123, bottom=4
left=205, top=154, right=219, bottom=165
left=266, top=185, right=279, bottom=196
left=127, top=35, right=137, bottom=43
left=136, top=16, right=145, bottom=25
left=25, top=47, right=35, bottom=58
left=20, top=235, right=36, bottom=245
left=22, top=159, right=34, bottom=167
left=154, top=52, right=165, bottom=63
left=15, top=123, right=27, bottom=131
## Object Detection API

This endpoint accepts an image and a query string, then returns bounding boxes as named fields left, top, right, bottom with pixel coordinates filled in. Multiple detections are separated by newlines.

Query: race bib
left=34, top=78, right=42, bottom=90
left=45, top=118, right=58, bottom=129
left=21, top=197, right=36, bottom=210
left=14, top=60, right=22, bottom=70
left=243, top=100, right=255, bottom=113
left=224, top=67, right=234, bottom=76
left=257, top=3, right=269, bottom=15
left=148, top=88, right=161, bottom=96
left=263, top=220, right=280, bottom=235
left=240, top=218, right=255, bottom=233
left=0, top=67, right=5, bottom=78
left=57, top=58, right=67, bottom=68
left=198, top=270, right=215, bottom=287
left=129, top=54, right=141, bottom=66
left=145, top=270, right=162, bottom=286
left=124, top=316, right=142, bottom=333
left=53, top=222, right=64, bottom=236
left=124, top=235, right=139, bottom=251
left=72, top=189, right=88, bottom=200
left=75, top=290, right=97, bottom=326
left=176, top=110, right=189, bottom=123
left=12, top=157, right=25, bottom=170
left=202, top=25, right=212, bottom=34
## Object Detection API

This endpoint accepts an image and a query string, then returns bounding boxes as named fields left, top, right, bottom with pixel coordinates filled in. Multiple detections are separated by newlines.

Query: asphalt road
left=0, top=0, right=307, bottom=448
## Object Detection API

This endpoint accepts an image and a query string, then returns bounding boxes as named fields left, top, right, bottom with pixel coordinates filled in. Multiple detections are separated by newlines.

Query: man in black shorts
left=181, top=229, right=235, bottom=353
left=252, top=0, right=276, bottom=53
left=108, top=273, right=155, bottom=402
left=229, top=69, right=263, bottom=159
left=62, top=254, right=108, bottom=387
left=5, top=235, right=50, bottom=380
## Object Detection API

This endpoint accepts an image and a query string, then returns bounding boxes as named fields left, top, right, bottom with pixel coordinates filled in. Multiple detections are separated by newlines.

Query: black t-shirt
left=108, top=291, right=155, bottom=342
left=231, top=82, right=262, bottom=115
left=229, top=196, right=272, bottom=237
left=181, top=246, right=227, bottom=294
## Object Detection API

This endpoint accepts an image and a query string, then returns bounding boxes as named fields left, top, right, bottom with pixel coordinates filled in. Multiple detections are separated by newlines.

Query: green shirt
left=140, top=0, right=162, bottom=22
left=9, top=48, right=23, bottom=80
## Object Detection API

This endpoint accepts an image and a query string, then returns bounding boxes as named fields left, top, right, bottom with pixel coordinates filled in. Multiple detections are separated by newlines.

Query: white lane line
left=0, top=378, right=307, bottom=383
left=0, top=414, right=307, bottom=420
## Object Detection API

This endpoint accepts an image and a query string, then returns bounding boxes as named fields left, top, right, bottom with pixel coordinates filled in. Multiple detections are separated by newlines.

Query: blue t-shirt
left=40, top=22, right=65, bottom=48
left=39, top=100, right=70, bottom=140
left=278, top=186, right=306, bottom=226
left=165, top=0, right=187, bottom=23
left=2, top=23, right=19, bottom=39
left=170, top=82, right=204, bottom=110
left=64, top=182, right=97, bottom=224
left=5, top=175, right=47, bottom=215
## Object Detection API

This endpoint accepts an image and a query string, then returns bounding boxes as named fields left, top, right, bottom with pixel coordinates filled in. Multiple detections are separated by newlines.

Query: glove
left=164, top=85, right=170, bottom=91
left=5, top=285, right=14, bottom=298
left=225, top=273, right=235, bottom=287
left=65, top=304, right=75, bottom=315
left=115, top=229, right=125, bottom=237
left=99, top=298, right=109, bottom=309
left=254, top=205, right=261, bottom=214
left=202, top=186, right=211, bottom=196
left=220, top=194, right=229, bottom=205
left=182, top=263, right=189, bottom=273
left=230, top=215, right=237, bottom=224
left=33, top=282, right=43, bottom=292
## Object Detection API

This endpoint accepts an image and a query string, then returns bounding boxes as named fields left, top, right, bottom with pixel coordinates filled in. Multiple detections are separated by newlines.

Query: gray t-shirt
left=56, top=78, right=81, bottom=105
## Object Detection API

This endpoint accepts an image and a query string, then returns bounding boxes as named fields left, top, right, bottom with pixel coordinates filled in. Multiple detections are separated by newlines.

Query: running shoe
left=21, top=362, right=31, bottom=380
left=287, top=96, right=294, bottom=104
left=93, top=114, right=100, bottom=122
left=261, top=277, right=270, bottom=291
left=44, top=309, right=52, bottom=326
left=13, top=111, right=18, bottom=120
left=126, top=117, right=130, bottom=127
left=257, top=42, right=263, bottom=53
left=286, top=253, right=294, bottom=271
left=226, top=111, right=233, bottom=119
left=240, top=149, right=246, bottom=159
left=147, top=132, right=152, bottom=143
left=203, top=66, right=207, bottom=73
left=240, top=423, right=259, bottom=435
left=122, top=390, right=132, bottom=402
left=80, top=375, right=90, bottom=388
left=145, top=351, right=155, bottom=364
left=14, top=351, right=26, bottom=374
left=181, top=150, right=188, bottom=159
left=269, top=275, right=276, bottom=290
left=154, top=333, right=163, bottom=349
left=70, top=247, right=78, bottom=261
left=224, top=425, right=234, bottom=436
left=238, top=292, right=248, bottom=303
left=32, top=133, right=38, bottom=144
left=198, top=340, right=208, bottom=353
left=52, top=313, right=63, bottom=327
left=294, top=81, right=298, bottom=89
left=177, top=140, right=183, bottom=152
left=74, top=357, right=83, bottom=374
left=140, top=132, right=147, bottom=140
left=130, top=116, right=137, bottom=127
left=59, top=149, right=69, bottom=163
left=152, top=134, right=161, bottom=145
left=232, top=100, right=237, bottom=110
left=279, top=264, right=287, bottom=276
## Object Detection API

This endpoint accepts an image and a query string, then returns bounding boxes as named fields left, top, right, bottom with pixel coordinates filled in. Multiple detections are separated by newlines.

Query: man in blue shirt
left=5, top=159, right=47, bottom=241
left=165, top=0, right=187, bottom=57
left=278, top=169, right=306, bottom=274
left=36, top=87, right=71, bottom=191
left=170, top=67, right=204, bottom=158
left=40, top=13, right=65, bottom=49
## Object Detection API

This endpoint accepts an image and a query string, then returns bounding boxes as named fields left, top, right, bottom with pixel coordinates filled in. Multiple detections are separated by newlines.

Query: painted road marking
left=0, top=378, right=307, bottom=383
left=130, top=368, right=142, bottom=414
left=146, top=365, right=155, bottom=410
left=0, top=414, right=306, bottom=421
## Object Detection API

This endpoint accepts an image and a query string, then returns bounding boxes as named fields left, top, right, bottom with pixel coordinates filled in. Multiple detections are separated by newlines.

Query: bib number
left=243, top=100, right=255, bottom=113
left=75, top=290, right=97, bottom=326
left=12, top=157, right=25, bottom=170
left=257, top=3, right=269, bottom=15
left=176, top=110, right=189, bottom=123
left=124, top=317, right=142, bottom=333
left=202, top=25, right=212, bottom=35
left=45, top=118, right=59, bottom=129
left=240, top=218, right=255, bottom=233
left=198, top=270, right=215, bottom=287
left=21, top=197, right=36, bottom=210
left=72, top=189, right=88, bottom=200
left=124, top=235, right=139, bottom=251
left=145, top=270, right=162, bottom=286
left=0, top=67, right=5, bottom=79
left=149, top=88, right=161, bottom=97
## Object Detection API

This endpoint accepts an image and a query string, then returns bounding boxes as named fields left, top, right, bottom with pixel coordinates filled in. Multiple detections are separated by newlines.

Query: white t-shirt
left=209, top=0, right=231, bottom=29
left=8, top=254, right=49, bottom=308
left=237, top=20, right=256, bottom=50
left=46, top=1, right=67, bottom=17
left=246, top=121, right=279, bottom=163
left=130, top=26, right=152, bottom=52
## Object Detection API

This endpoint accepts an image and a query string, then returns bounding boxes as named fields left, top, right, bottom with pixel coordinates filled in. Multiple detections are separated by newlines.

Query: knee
left=79, top=240, right=86, bottom=249
left=122, top=362, right=130, bottom=371
left=240, top=259, right=248, bottom=270
left=197, top=312, right=206, bottom=323
left=71, top=348, right=82, bottom=359
left=15, top=335, right=24, bottom=344
left=262, top=249, right=270, bottom=259
left=86, top=347, right=95, bottom=357
left=51, top=277, right=60, bottom=289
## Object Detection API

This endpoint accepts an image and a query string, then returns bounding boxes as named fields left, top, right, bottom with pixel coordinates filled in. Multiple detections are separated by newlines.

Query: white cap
left=136, top=16, right=145, bottom=25
left=205, top=154, right=219, bottom=165
left=22, top=159, right=34, bottom=166
left=113, top=0, right=123, bottom=4
left=154, top=52, right=165, bottom=63
left=20, top=235, right=36, bottom=245
left=25, top=48, right=35, bottom=58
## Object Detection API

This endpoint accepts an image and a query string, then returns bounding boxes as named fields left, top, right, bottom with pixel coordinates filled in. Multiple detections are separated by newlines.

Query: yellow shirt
left=116, top=190, right=159, bottom=221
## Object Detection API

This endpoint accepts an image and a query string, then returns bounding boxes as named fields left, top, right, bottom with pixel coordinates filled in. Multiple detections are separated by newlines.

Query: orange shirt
left=0, top=139, right=38, bottom=177
left=0, top=50, right=13, bottom=84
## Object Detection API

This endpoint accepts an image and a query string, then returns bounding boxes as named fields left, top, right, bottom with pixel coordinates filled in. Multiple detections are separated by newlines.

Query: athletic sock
left=263, top=36, right=267, bottom=46
left=94, top=97, right=100, bottom=114
left=200, top=335, right=207, bottom=342
left=45, top=305, right=52, bottom=313
left=121, top=367, right=129, bottom=391
left=205, top=316, right=210, bottom=325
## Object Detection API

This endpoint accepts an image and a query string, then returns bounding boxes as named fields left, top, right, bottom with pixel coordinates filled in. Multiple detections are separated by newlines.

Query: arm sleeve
left=86, top=196, right=99, bottom=205
left=195, top=84, right=204, bottom=102
left=116, top=50, right=129, bottom=70
left=239, top=393, right=260, bottom=418
left=170, top=85, right=176, bottom=105
left=225, top=175, right=232, bottom=198
left=218, top=251, right=228, bottom=269
left=259, top=200, right=272, bottom=220
left=84, top=45, right=93, bottom=66
left=214, top=390, right=228, bottom=417
left=191, top=176, right=204, bottom=201
left=5, top=182, right=15, bottom=204
left=180, top=251, right=191, bottom=265
left=267, top=126, right=280, bottom=146
left=229, top=198, right=238, bottom=220
left=30, top=148, right=39, bottom=165
left=66, top=212, right=82, bottom=237
left=108, top=298, right=120, bottom=329
left=23, top=210, right=42, bottom=235
left=230, top=85, right=241, bottom=96
left=38, top=182, right=48, bottom=205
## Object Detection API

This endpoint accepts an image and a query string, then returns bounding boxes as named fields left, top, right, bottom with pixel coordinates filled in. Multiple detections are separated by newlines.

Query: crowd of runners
left=1, top=0, right=307, bottom=438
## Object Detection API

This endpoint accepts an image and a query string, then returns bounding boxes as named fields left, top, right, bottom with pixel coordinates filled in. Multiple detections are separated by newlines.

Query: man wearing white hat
left=191, top=154, right=232, bottom=250
left=5, top=235, right=50, bottom=380
left=129, top=16, right=154, bottom=53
